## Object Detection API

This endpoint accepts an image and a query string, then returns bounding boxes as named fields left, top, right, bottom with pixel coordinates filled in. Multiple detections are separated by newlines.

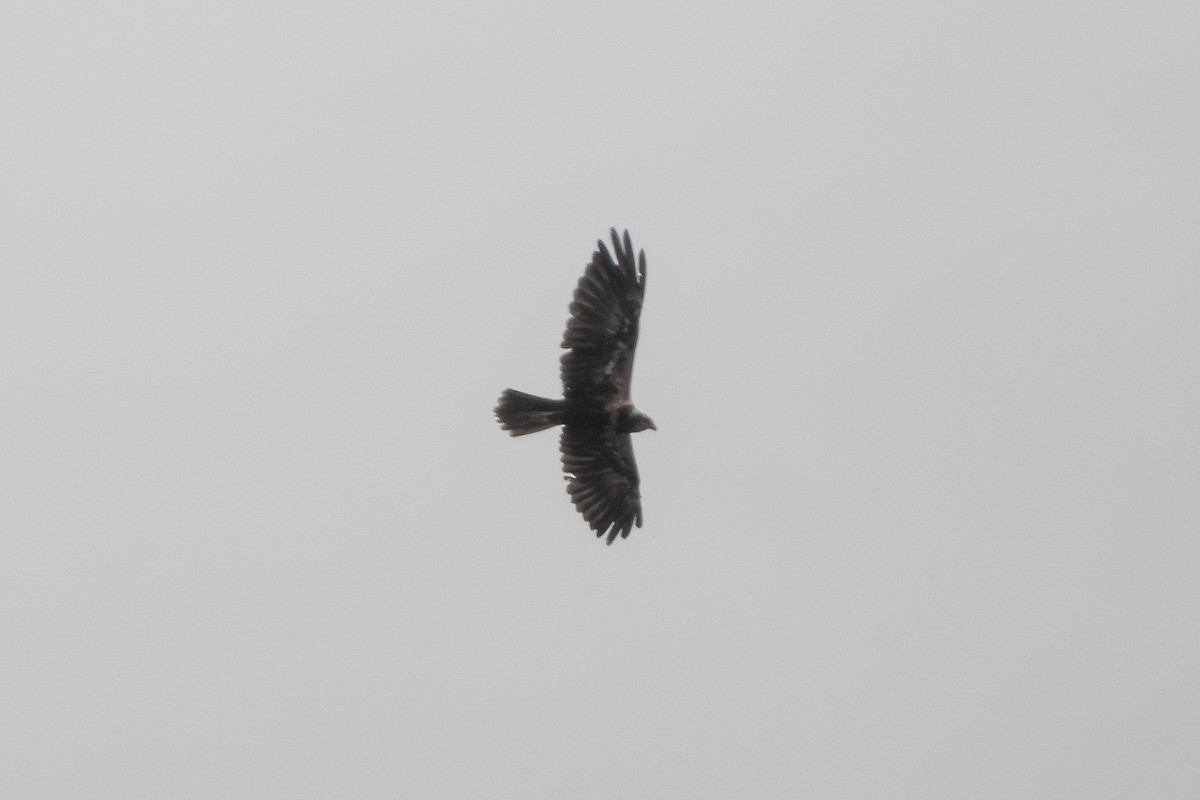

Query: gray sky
left=3, top=2, right=1198, bottom=797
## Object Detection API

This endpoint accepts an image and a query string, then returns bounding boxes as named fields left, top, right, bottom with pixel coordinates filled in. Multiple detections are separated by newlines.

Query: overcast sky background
left=2, top=2, right=1198, bottom=797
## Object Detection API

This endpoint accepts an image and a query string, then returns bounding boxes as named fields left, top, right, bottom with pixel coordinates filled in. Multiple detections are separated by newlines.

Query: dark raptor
left=495, top=228, right=655, bottom=543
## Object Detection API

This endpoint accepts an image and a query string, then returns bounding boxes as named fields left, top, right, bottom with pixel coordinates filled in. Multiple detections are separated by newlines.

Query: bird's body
left=495, top=229, right=654, bottom=544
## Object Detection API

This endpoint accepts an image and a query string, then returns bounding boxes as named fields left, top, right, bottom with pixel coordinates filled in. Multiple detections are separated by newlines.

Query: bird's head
left=625, top=409, right=656, bottom=433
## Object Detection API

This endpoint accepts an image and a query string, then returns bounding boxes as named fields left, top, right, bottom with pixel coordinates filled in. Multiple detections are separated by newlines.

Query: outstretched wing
left=560, top=424, right=643, bottom=544
left=560, top=228, right=647, bottom=403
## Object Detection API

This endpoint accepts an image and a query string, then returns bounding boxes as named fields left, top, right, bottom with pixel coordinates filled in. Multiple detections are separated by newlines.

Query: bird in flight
left=495, top=228, right=655, bottom=544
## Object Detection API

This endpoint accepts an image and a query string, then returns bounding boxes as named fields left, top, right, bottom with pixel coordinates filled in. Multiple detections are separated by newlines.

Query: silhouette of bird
left=496, top=229, right=655, bottom=543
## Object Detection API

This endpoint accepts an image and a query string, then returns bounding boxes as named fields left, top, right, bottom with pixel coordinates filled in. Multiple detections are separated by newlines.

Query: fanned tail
left=495, top=389, right=565, bottom=436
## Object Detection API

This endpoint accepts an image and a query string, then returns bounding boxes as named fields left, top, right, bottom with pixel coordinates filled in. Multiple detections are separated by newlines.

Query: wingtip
left=606, top=228, right=640, bottom=281
left=594, top=237, right=614, bottom=269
